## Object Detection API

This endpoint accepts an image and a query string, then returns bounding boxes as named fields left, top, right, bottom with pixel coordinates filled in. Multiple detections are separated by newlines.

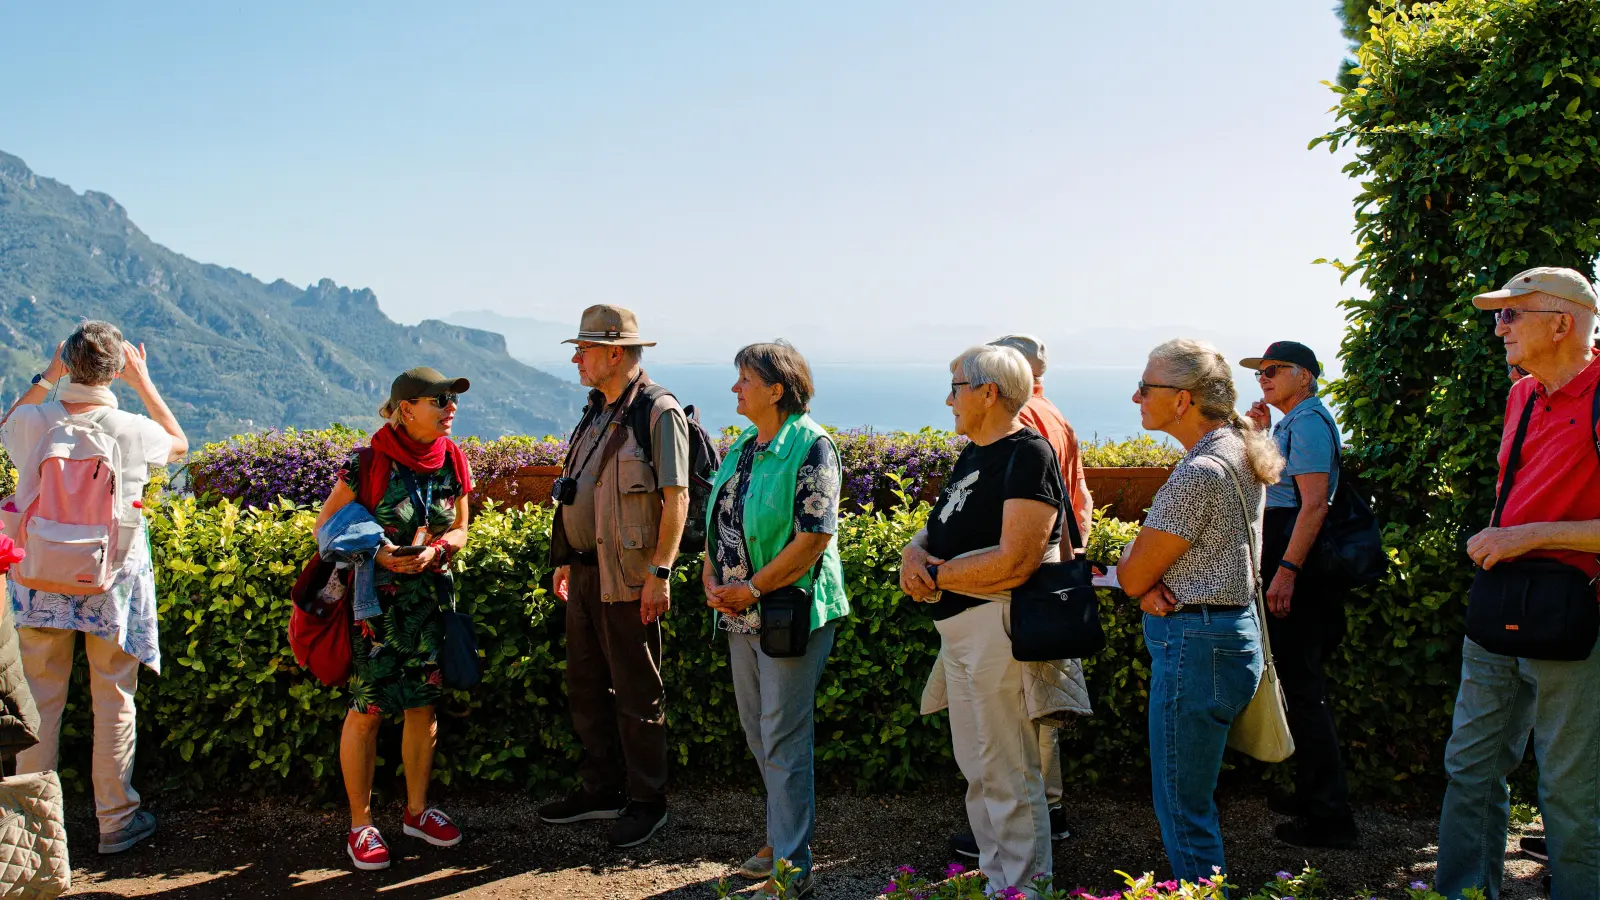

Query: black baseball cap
left=1239, top=341, right=1321, bottom=379
left=388, top=367, right=470, bottom=408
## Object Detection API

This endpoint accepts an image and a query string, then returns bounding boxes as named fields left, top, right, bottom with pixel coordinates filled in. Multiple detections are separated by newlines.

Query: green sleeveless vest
left=705, top=413, right=850, bottom=630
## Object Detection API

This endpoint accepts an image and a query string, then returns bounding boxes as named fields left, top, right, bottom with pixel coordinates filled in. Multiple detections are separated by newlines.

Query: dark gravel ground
left=60, top=781, right=1544, bottom=899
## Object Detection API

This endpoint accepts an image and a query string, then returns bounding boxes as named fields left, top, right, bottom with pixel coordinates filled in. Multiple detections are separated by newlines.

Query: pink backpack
left=0, top=404, right=134, bottom=595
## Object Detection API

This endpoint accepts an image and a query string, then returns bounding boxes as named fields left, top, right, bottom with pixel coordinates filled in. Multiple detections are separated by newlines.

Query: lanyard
left=396, top=468, right=435, bottom=529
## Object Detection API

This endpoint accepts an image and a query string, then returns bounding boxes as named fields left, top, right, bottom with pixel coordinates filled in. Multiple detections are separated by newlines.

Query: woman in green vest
left=703, top=341, right=849, bottom=900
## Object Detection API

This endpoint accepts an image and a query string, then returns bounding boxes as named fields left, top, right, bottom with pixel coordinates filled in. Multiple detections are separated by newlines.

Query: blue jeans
left=1436, top=638, right=1600, bottom=900
left=727, top=621, right=836, bottom=878
left=1144, top=606, right=1263, bottom=885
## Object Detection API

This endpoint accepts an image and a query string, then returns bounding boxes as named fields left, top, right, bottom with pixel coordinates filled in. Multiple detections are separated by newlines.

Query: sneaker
left=1049, top=805, right=1072, bottom=841
left=608, top=801, right=668, bottom=848
left=756, top=871, right=815, bottom=899
left=403, top=807, right=463, bottom=847
left=949, top=831, right=979, bottom=860
left=347, top=825, right=391, bottom=871
left=538, top=789, right=627, bottom=824
left=1521, top=835, right=1549, bottom=862
left=1274, top=817, right=1359, bottom=850
left=738, top=846, right=775, bottom=879
left=1541, top=874, right=1552, bottom=898
left=99, top=810, right=157, bottom=855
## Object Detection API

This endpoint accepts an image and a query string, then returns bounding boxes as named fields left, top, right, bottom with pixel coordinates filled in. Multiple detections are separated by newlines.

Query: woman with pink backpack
left=0, top=320, right=187, bottom=856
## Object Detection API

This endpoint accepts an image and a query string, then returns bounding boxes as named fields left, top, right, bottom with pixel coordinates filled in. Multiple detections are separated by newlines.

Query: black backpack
left=1287, top=410, right=1389, bottom=595
left=625, top=383, right=721, bottom=556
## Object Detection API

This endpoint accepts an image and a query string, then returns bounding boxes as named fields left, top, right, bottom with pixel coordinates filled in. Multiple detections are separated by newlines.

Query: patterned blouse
left=1140, top=426, right=1263, bottom=608
left=711, top=436, right=841, bottom=633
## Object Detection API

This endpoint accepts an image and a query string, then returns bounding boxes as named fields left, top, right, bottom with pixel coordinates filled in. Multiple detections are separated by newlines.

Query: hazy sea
left=529, top=362, right=1268, bottom=439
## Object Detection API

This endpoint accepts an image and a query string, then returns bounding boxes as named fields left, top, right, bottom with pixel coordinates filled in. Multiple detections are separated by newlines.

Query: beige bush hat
left=561, top=304, right=657, bottom=347
left=1472, top=267, right=1598, bottom=311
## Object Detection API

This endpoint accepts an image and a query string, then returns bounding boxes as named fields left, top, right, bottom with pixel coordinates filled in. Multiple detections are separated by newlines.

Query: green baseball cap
left=1472, top=267, right=1599, bottom=311
left=387, top=367, right=470, bottom=409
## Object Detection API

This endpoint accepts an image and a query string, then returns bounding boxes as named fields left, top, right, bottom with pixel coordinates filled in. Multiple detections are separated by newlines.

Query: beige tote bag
left=1215, top=454, right=1295, bottom=764
left=0, top=768, right=70, bottom=900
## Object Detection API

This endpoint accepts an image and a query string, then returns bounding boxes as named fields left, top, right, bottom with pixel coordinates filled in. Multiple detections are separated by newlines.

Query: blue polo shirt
left=1266, top=396, right=1341, bottom=510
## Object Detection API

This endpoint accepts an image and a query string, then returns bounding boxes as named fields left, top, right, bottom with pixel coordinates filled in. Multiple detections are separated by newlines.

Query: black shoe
left=1521, top=835, right=1549, bottom=863
left=1541, top=874, right=1552, bottom=898
left=608, top=802, right=668, bottom=848
left=1049, top=805, right=1072, bottom=841
left=949, top=832, right=979, bottom=860
left=1267, top=792, right=1302, bottom=818
left=537, top=789, right=627, bottom=824
left=1274, top=817, right=1359, bottom=850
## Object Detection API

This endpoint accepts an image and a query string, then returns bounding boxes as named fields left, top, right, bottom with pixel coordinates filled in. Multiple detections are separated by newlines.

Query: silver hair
left=1538, top=292, right=1600, bottom=345
left=951, top=344, right=1033, bottom=415
left=988, top=334, right=1047, bottom=379
left=62, top=320, right=125, bottom=386
left=1149, top=338, right=1285, bottom=485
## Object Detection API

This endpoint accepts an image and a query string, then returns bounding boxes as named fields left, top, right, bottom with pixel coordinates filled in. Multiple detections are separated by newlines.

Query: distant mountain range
left=0, top=151, right=585, bottom=444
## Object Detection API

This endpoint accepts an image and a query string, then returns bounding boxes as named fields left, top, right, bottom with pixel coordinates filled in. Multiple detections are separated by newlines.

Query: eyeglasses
left=1137, top=381, right=1183, bottom=398
left=1493, top=308, right=1566, bottom=325
left=949, top=381, right=971, bottom=397
left=426, top=392, right=458, bottom=409
left=1257, top=364, right=1296, bottom=380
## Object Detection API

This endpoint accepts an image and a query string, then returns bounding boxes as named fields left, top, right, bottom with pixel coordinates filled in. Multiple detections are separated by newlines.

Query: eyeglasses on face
left=1137, top=381, right=1183, bottom=398
left=1493, top=308, right=1566, bottom=326
left=424, top=392, right=458, bottom=409
left=949, top=380, right=971, bottom=397
left=1257, top=364, right=1296, bottom=380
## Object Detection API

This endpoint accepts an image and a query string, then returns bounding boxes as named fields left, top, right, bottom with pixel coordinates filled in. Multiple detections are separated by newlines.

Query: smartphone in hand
left=392, top=545, right=427, bottom=557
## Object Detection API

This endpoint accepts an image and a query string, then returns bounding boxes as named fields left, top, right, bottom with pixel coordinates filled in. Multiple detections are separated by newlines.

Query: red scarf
left=0, top=527, right=22, bottom=575
left=358, top=424, right=475, bottom=510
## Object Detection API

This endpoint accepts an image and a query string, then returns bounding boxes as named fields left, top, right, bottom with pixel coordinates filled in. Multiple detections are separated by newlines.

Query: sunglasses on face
left=1257, top=364, right=1295, bottom=380
left=1137, top=380, right=1182, bottom=398
left=424, top=392, right=458, bottom=409
left=1493, top=308, right=1566, bottom=325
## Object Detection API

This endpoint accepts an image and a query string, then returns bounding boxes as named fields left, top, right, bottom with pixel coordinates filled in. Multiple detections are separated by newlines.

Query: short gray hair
left=62, top=321, right=125, bottom=386
left=951, top=344, right=1032, bottom=414
left=988, top=334, right=1047, bottom=379
left=1540, top=292, right=1600, bottom=346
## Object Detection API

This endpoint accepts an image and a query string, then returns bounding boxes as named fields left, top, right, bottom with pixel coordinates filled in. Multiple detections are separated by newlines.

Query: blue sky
left=1, top=2, right=1358, bottom=366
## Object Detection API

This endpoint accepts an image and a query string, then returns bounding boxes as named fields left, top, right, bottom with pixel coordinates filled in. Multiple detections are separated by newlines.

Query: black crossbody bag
left=1284, top=412, right=1388, bottom=592
left=1006, top=449, right=1106, bottom=663
left=758, top=555, right=825, bottom=659
left=1464, top=389, right=1600, bottom=661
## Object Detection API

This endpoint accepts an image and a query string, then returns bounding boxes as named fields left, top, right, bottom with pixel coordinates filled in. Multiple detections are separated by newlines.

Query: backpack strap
left=628, top=383, right=673, bottom=465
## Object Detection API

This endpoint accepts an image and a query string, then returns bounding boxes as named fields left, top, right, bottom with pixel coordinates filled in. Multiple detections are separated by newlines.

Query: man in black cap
left=1240, top=341, right=1359, bottom=849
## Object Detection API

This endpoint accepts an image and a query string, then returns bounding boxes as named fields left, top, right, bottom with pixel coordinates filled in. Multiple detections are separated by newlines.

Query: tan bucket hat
left=561, top=304, right=657, bottom=347
left=1472, top=267, right=1599, bottom=311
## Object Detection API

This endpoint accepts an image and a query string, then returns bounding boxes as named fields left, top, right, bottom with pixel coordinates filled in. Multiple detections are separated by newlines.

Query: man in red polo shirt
left=1435, top=267, right=1600, bottom=900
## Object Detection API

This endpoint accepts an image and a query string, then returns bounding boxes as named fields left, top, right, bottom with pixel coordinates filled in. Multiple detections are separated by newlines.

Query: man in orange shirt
left=946, top=333, right=1094, bottom=861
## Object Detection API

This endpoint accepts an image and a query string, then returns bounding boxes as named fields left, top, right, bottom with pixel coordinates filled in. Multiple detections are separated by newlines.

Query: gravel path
left=61, top=781, right=1544, bottom=899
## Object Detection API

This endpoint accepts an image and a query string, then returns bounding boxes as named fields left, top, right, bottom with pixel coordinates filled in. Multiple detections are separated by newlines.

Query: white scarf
left=56, top=381, right=119, bottom=409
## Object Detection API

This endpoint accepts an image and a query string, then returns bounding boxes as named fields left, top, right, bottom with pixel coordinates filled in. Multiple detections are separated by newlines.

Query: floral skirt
left=345, top=571, right=447, bottom=717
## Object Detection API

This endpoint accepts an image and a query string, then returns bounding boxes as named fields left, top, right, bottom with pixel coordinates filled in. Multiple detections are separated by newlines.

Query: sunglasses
left=1257, top=364, right=1296, bottom=380
left=1137, top=381, right=1183, bottom=398
left=1493, top=308, right=1566, bottom=325
left=424, top=392, right=458, bottom=409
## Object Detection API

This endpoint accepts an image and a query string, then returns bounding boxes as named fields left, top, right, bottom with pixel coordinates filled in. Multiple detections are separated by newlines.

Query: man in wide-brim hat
left=539, top=304, right=689, bottom=851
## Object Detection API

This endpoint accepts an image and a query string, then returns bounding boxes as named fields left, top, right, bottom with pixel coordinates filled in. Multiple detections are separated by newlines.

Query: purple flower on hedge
left=944, top=863, right=966, bottom=878
left=1276, top=871, right=1293, bottom=881
left=1409, top=882, right=1429, bottom=891
left=896, top=865, right=917, bottom=876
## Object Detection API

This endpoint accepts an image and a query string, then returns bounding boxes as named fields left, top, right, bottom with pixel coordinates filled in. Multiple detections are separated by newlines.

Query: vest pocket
left=617, top=448, right=657, bottom=494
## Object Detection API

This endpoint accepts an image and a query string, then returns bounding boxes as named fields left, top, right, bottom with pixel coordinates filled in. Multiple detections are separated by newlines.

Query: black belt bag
left=1465, top=391, right=1600, bottom=661
left=759, top=556, right=824, bottom=659
left=1467, top=559, right=1599, bottom=661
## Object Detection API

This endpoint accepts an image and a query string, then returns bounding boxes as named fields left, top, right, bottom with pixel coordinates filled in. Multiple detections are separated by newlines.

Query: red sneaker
left=347, top=825, right=391, bottom=871
left=402, top=807, right=463, bottom=847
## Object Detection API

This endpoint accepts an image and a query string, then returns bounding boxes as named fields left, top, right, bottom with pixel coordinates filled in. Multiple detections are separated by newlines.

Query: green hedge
left=41, top=492, right=1168, bottom=798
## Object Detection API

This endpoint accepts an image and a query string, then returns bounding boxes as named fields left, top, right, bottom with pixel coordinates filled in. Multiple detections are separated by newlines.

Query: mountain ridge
left=0, top=151, right=585, bottom=443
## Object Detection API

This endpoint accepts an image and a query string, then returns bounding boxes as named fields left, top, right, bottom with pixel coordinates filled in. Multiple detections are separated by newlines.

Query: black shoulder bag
left=1284, top=411, right=1389, bottom=592
left=1007, top=447, right=1107, bottom=662
left=758, top=554, right=825, bottom=659
left=397, top=468, right=482, bottom=689
left=1464, top=390, right=1600, bottom=661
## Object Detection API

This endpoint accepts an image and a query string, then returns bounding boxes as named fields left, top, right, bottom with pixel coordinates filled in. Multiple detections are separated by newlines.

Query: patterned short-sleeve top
left=1140, top=426, right=1263, bottom=608
left=711, top=435, right=841, bottom=633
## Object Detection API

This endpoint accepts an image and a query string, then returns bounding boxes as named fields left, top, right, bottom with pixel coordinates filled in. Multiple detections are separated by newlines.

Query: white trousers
left=15, top=627, right=142, bottom=835
left=936, top=602, right=1051, bottom=896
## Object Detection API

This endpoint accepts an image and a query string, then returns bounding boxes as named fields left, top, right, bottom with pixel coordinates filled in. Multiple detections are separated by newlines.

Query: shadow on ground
left=62, top=782, right=1547, bottom=899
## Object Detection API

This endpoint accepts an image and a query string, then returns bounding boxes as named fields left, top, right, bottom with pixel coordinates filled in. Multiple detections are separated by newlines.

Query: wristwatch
left=747, top=580, right=763, bottom=600
left=31, top=373, right=54, bottom=391
left=926, top=562, right=941, bottom=588
left=1278, top=559, right=1302, bottom=574
left=647, top=563, right=672, bottom=580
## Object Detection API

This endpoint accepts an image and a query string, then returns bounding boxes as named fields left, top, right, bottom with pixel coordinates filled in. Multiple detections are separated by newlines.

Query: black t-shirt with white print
left=924, top=429, right=1064, bottom=621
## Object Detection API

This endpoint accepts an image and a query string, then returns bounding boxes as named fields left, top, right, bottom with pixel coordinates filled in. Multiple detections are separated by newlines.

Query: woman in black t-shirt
left=898, top=344, right=1063, bottom=896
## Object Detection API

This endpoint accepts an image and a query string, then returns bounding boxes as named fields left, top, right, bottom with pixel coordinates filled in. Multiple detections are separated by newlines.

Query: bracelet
left=428, top=539, right=455, bottom=570
left=1278, top=560, right=1302, bottom=574
left=926, top=562, right=940, bottom=588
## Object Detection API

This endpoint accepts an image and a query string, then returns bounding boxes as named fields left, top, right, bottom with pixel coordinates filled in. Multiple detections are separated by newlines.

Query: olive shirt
left=561, top=390, right=690, bottom=553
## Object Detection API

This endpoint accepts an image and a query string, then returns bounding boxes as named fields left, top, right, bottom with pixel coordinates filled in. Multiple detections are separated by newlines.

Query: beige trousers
left=935, top=602, right=1051, bottom=896
left=1041, top=724, right=1062, bottom=807
left=15, top=628, right=141, bottom=835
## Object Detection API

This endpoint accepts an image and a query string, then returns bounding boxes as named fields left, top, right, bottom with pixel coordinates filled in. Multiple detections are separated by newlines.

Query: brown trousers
left=565, top=563, right=669, bottom=804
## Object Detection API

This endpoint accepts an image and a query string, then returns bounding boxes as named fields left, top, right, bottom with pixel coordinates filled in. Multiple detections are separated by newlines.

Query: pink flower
left=944, top=863, right=967, bottom=878
left=1157, top=882, right=1179, bottom=891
